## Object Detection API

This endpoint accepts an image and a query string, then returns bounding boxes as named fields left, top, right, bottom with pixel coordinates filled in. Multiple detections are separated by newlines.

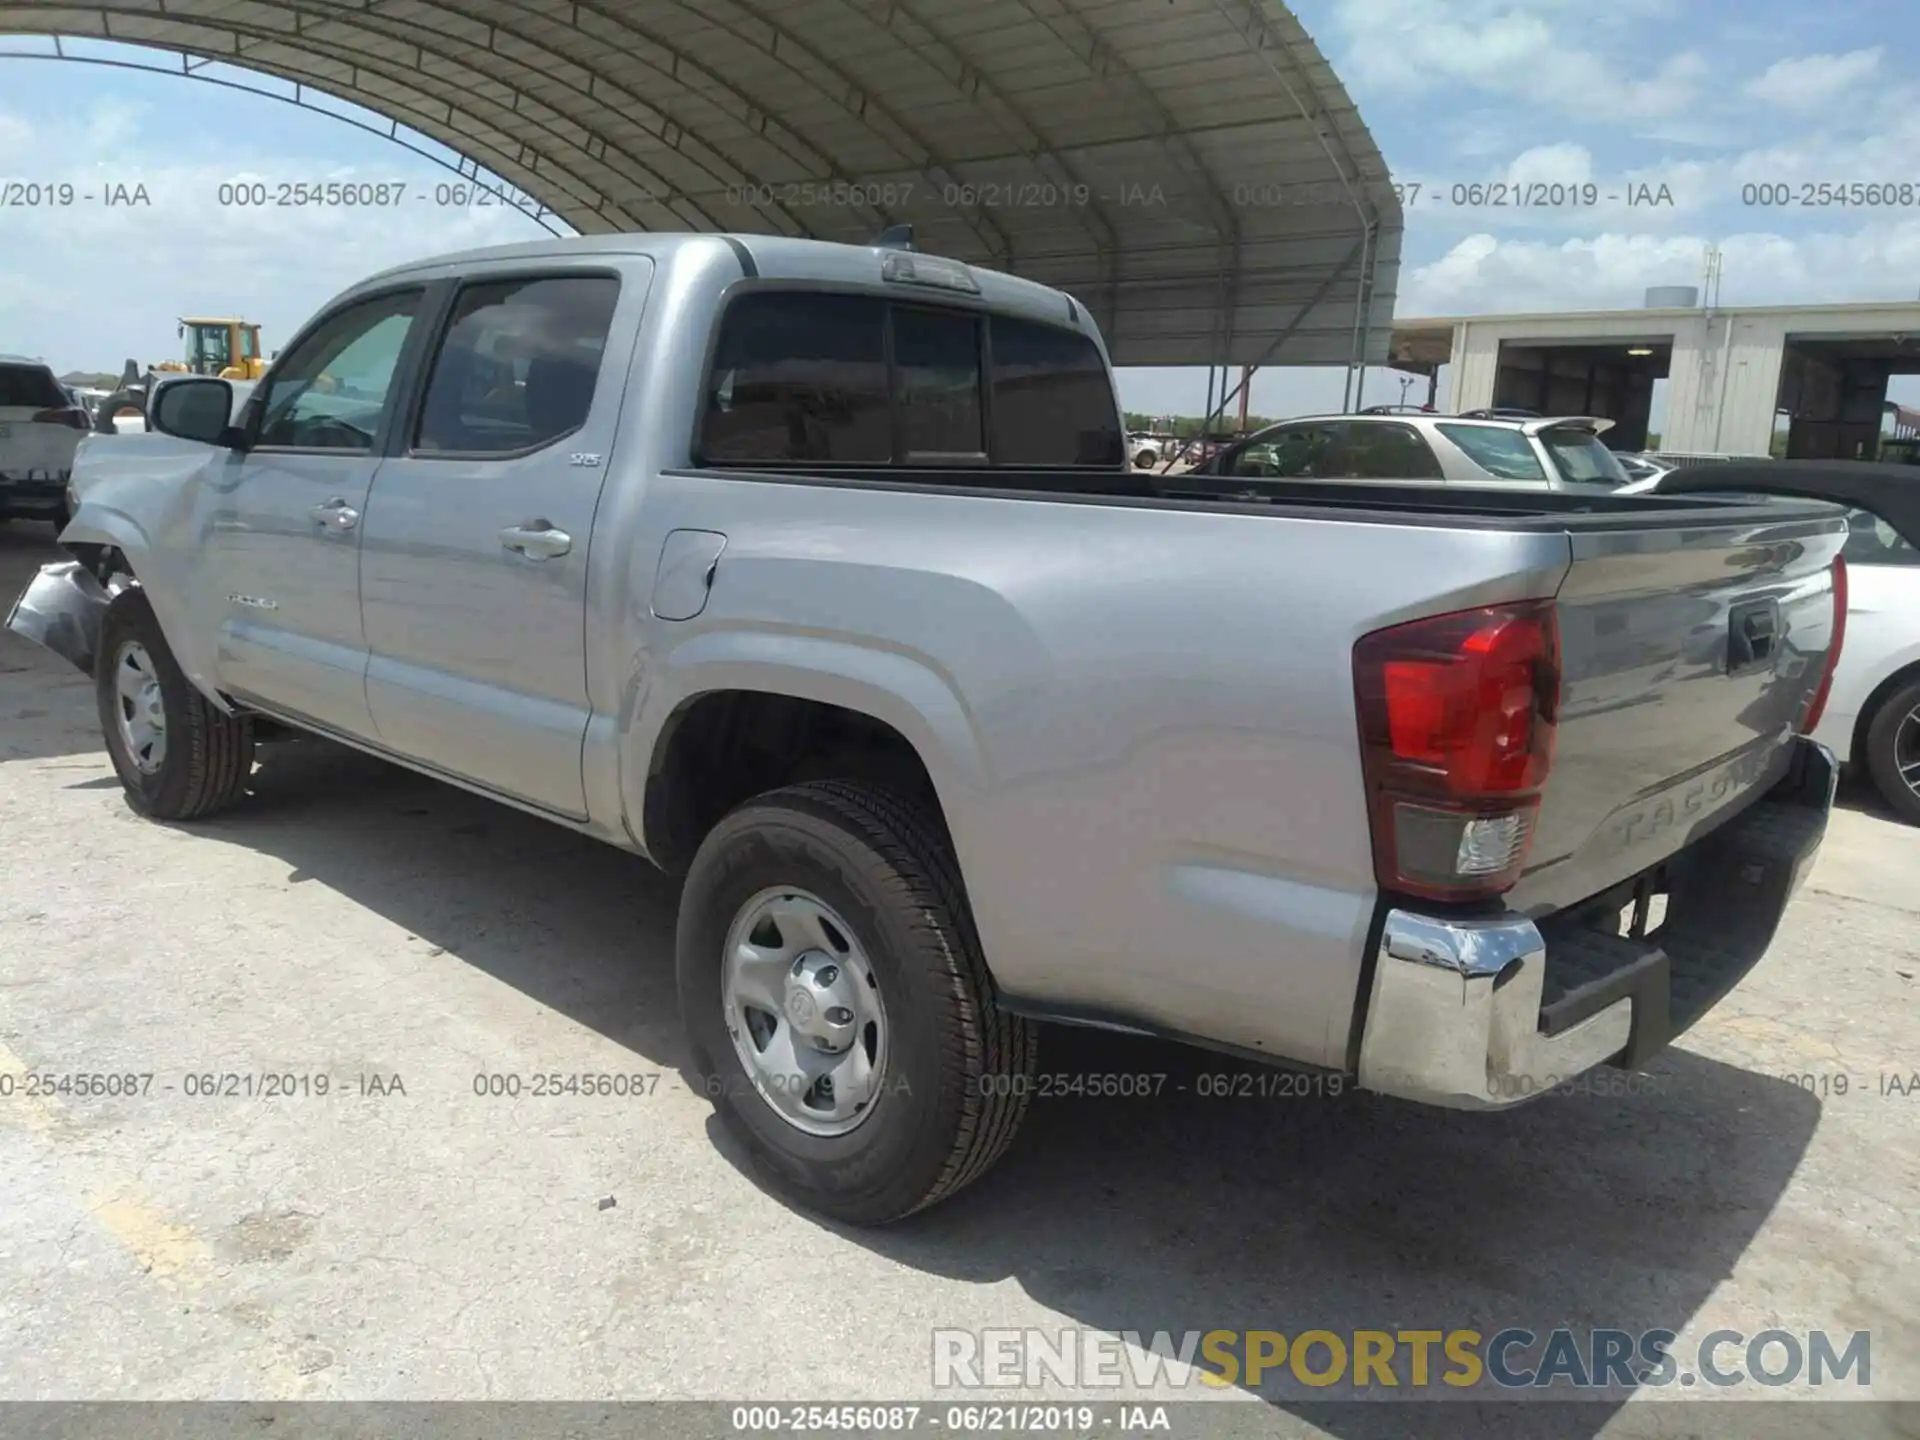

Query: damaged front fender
left=4, top=560, right=117, bottom=677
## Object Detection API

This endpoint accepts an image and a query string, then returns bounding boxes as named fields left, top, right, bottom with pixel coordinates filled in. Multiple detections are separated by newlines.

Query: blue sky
left=3, top=0, right=1918, bottom=417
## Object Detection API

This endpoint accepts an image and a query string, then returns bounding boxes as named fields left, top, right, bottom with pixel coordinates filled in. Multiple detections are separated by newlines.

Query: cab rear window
left=698, top=290, right=1122, bottom=469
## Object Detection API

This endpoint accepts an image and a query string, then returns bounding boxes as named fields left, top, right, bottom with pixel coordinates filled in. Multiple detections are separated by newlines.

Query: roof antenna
left=874, top=223, right=916, bottom=251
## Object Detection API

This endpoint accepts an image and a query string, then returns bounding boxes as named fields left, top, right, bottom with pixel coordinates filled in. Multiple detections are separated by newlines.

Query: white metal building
left=1390, top=296, right=1920, bottom=460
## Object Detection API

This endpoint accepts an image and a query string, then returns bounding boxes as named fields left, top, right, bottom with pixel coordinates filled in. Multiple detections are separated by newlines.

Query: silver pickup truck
left=8, top=234, right=1848, bottom=1224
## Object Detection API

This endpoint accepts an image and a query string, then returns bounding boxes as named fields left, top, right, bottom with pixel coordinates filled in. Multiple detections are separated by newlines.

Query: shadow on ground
left=152, top=739, right=1828, bottom=1438
left=1834, top=764, right=1907, bottom=823
left=824, top=1034, right=1818, bottom=1438
left=183, top=739, right=690, bottom=1067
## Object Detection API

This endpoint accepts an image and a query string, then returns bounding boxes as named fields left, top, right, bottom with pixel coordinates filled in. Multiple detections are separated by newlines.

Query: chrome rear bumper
left=1358, top=910, right=1628, bottom=1108
left=1358, top=736, right=1837, bottom=1109
left=4, top=560, right=111, bottom=677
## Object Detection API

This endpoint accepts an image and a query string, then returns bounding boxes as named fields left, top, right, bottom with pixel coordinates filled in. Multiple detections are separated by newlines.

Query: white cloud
left=1505, top=143, right=1593, bottom=189
left=1330, top=0, right=1708, bottom=120
left=82, top=97, right=150, bottom=150
left=1743, top=47, right=1883, bottom=112
left=0, top=105, right=547, bottom=375
left=1397, top=219, right=1920, bottom=315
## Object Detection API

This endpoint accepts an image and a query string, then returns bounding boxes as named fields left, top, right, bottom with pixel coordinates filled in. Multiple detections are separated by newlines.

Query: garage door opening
left=1775, top=334, right=1920, bottom=461
left=1491, top=340, right=1673, bottom=451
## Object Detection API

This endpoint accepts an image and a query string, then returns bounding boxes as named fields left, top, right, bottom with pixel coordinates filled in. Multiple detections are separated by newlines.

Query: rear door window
left=1230, top=422, right=1348, bottom=478
left=413, top=274, right=621, bottom=456
left=1343, top=422, right=1445, bottom=479
left=1437, top=423, right=1548, bottom=481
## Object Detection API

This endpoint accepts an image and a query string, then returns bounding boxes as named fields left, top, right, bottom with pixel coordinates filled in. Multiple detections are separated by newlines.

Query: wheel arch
left=1850, top=657, right=1920, bottom=766
left=61, top=507, right=233, bottom=714
left=638, top=684, right=967, bottom=880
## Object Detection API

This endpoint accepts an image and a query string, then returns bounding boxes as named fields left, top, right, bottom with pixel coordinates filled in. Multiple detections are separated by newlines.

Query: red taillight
left=32, top=406, right=89, bottom=430
left=1354, top=600, right=1561, bottom=902
left=1801, top=555, right=1847, bottom=735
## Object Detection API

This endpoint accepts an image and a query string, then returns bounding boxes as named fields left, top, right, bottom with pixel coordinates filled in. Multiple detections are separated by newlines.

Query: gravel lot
left=1, top=522, right=1915, bottom=1433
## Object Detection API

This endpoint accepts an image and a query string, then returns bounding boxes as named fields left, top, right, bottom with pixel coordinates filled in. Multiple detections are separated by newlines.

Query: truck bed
left=679, top=459, right=1846, bottom=936
left=684, top=463, right=1845, bottom=533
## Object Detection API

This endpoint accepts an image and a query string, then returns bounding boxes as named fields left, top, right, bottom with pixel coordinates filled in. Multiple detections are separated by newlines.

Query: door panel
left=208, top=451, right=379, bottom=733
left=201, top=289, right=425, bottom=736
left=359, top=269, right=640, bottom=817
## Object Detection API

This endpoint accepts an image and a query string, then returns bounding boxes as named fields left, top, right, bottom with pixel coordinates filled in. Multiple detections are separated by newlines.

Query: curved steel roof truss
left=1, top=0, right=1402, bottom=367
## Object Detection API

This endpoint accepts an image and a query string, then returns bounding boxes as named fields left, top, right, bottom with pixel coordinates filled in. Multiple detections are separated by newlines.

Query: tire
left=1863, top=677, right=1920, bottom=825
left=677, top=780, right=1037, bottom=1224
left=1134, top=449, right=1157, bottom=469
left=96, top=588, right=254, bottom=820
left=95, top=388, right=146, bottom=435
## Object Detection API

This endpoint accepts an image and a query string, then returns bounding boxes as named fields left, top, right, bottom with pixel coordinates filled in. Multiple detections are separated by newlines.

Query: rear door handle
left=499, top=521, right=572, bottom=560
left=309, top=498, right=359, bottom=532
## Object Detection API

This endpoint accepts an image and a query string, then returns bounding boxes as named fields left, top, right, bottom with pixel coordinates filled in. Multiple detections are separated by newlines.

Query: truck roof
left=353, top=232, right=1094, bottom=338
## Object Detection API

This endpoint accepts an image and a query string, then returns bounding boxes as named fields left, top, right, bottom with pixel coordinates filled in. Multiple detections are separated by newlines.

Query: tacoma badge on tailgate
left=1606, top=743, right=1778, bottom=851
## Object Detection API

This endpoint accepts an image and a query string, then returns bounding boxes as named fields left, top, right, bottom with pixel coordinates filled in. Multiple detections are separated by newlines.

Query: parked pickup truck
left=8, top=234, right=1848, bottom=1224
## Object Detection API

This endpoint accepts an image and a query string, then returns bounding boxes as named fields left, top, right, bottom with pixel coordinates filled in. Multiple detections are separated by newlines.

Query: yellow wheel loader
left=95, top=319, right=269, bottom=432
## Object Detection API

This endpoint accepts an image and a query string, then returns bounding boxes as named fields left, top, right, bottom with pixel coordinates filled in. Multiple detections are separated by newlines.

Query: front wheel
left=677, top=780, right=1036, bottom=1224
left=96, top=588, right=254, bottom=819
left=1864, top=677, right=1920, bottom=825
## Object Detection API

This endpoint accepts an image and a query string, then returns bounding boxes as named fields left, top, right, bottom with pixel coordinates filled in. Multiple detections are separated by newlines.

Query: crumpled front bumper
left=1358, top=735, right=1838, bottom=1109
left=4, top=560, right=112, bottom=677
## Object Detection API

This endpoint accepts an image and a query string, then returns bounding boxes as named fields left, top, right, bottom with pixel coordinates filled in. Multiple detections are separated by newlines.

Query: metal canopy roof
left=4, top=0, right=1402, bottom=368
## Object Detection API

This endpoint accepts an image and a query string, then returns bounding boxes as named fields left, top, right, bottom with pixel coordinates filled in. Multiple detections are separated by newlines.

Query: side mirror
left=150, top=378, right=240, bottom=447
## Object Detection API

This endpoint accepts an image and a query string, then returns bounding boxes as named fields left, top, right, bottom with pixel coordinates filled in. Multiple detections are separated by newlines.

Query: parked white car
left=1, top=355, right=90, bottom=527
left=1126, top=431, right=1164, bottom=469
left=1645, top=460, right=1920, bottom=822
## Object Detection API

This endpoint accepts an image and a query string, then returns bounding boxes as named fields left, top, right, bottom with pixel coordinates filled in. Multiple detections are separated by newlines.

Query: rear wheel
left=1863, top=677, right=1920, bottom=825
left=677, top=780, right=1036, bottom=1224
left=96, top=589, right=254, bottom=820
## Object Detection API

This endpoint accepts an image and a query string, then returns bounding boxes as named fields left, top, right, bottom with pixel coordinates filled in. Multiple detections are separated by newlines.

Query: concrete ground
left=1, top=522, right=1915, bottom=1435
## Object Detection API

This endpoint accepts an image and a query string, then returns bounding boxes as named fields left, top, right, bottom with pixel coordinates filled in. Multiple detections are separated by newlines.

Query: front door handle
left=309, top=498, right=359, bottom=532
left=499, top=521, right=572, bottom=560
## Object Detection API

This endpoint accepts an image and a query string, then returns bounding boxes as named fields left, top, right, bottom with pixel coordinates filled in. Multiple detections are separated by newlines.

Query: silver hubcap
left=1897, top=707, right=1920, bottom=801
left=721, top=887, right=888, bottom=1137
left=112, top=640, right=167, bottom=775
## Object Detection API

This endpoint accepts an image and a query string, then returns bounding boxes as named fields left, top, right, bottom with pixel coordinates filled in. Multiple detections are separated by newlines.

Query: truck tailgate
left=1512, top=503, right=1847, bottom=916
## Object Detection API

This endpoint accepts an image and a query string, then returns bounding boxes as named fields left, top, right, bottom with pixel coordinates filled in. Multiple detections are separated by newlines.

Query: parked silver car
left=1200, top=411, right=1633, bottom=490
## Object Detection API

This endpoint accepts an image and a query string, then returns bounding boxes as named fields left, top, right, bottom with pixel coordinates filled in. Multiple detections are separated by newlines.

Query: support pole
left=1159, top=235, right=1367, bottom=470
